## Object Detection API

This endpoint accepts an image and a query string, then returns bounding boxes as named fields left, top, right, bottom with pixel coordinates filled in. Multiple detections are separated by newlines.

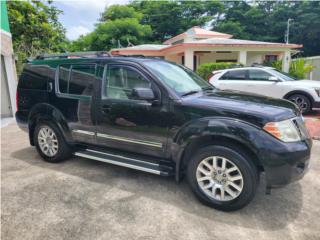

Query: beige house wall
left=198, top=52, right=238, bottom=65
left=1, top=30, right=18, bottom=117
left=163, top=48, right=286, bottom=70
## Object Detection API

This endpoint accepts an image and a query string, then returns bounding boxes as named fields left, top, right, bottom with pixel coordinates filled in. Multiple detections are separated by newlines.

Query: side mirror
left=132, top=88, right=155, bottom=101
left=269, top=76, right=280, bottom=82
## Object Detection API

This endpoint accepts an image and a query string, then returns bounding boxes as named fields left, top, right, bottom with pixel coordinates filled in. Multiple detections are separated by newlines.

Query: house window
left=264, top=55, right=278, bottom=65
left=216, top=59, right=237, bottom=63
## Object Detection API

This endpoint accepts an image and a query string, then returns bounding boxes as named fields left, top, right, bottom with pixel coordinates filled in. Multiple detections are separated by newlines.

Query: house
left=111, top=26, right=302, bottom=72
left=1, top=0, right=17, bottom=118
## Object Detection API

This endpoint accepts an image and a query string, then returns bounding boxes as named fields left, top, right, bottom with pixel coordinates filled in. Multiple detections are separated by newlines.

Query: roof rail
left=113, top=54, right=146, bottom=58
left=35, top=51, right=112, bottom=60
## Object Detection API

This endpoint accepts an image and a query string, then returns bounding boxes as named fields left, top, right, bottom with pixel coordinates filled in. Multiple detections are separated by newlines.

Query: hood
left=181, top=90, right=300, bottom=127
left=287, top=80, right=320, bottom=87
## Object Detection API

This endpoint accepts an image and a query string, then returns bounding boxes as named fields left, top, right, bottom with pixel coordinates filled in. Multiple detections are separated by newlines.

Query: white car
left=209, top=67, right=320, bottom=113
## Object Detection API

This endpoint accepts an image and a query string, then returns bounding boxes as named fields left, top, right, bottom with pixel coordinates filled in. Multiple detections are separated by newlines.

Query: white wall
left=247, top=52, right=263, bottom=66
left=198, top=52, right=238, bottom=65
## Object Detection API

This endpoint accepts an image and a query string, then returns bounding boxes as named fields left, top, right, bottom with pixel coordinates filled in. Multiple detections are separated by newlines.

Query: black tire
left=187, top=145, right=259, bottom=211
left=287, top=94, right=312, bottom=114
left=34, top=121, right=72, bottom=163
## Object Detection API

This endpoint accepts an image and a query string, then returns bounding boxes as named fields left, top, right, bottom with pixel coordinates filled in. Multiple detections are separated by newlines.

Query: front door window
left=105, top=66, right=150, bottom=100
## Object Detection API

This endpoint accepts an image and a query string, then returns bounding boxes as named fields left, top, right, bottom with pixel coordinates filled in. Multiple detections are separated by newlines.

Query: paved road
left=1, top=123, right=320, bottom=240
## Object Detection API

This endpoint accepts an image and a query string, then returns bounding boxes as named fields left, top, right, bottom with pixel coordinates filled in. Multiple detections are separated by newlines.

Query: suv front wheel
left=34, top=121, right=72, bottom=163
left=187, top=145, right=259, bottom=211
left=287, top=94, right=312, bottom=114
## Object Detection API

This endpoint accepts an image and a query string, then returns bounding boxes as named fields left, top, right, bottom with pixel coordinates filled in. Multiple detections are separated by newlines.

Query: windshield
left=269, top=69, right=297, bottom=81
left=143, top=60, right=213, bottom=96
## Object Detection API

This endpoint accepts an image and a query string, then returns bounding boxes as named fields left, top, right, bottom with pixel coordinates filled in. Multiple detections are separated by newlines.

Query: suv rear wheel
left=187, top=145, right=259, bottom=211
left=34, top=121, right=72, bottom=163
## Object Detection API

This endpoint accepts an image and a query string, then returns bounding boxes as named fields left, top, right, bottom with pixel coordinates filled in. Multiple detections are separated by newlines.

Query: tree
left=7, top=1, right=68, bottom=72
left=131, top=0, right=224, bottom=42
left=214, top=1, right=320, bottom=56
left=71, top=5, right=152, bottom=51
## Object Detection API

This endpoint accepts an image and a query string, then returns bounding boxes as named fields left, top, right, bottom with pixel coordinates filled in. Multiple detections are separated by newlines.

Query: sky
left=52, top=0, right=129, bottom=41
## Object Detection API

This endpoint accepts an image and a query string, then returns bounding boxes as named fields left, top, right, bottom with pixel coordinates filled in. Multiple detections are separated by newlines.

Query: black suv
left=16, top=52, right=312, bottom=211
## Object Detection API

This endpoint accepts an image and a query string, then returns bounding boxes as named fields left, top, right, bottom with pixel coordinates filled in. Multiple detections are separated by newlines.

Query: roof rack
left=35, top=51, right=112, bottom=60
left=113, top=54, right=146, bottom=58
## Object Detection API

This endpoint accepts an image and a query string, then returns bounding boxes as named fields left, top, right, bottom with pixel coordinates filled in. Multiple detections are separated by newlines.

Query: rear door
left=216, top=69, right=249, bottom=92
left=54, top=63, right=98, bottom=144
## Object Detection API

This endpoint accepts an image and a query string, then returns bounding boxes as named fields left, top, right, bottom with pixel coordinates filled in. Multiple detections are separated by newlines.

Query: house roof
left=111, top=40, right=302, bottom=55
left=114, top=44, right=168, bottom=51
left=110, top=26, right=302, bottom=55
left=188, top=37, right=301, bottom=47
left=163, top=26, right=232, bottom=44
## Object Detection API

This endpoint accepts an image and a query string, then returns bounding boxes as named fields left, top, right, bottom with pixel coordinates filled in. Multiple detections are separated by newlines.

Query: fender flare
left=172, top=117, right=263, bottom=181
left=28, top=103, right=72, bottom=145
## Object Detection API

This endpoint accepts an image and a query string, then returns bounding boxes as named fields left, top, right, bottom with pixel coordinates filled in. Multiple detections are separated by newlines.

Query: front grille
left=292, top=117, right=310, bottom=139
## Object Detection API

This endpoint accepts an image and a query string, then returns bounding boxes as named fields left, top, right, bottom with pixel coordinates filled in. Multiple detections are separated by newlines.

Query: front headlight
left=314, top=88, right=320, bottom=97
left=263, top=119, right=301, bottom=142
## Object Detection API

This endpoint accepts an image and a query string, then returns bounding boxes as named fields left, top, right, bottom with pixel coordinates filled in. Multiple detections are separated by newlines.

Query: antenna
left=284, top=18, right=294, bottom=44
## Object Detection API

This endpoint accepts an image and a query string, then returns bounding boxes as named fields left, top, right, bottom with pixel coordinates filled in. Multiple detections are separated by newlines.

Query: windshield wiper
left=181, top=90, right=200, bottom=97
left=202, top=86, right=215, bottom=91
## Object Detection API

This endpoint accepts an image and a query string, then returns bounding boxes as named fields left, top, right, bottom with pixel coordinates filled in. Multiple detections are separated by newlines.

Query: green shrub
left=196, top=62, right=242, bottom=80
left=289, top=59, right=314, bottom=79
left=272, top=59, right=314, bottom=79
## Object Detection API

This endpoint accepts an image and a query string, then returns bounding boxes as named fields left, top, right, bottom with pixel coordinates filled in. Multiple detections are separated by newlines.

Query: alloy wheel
left=38, top=126, right=59, bottom=157
left=289, top=95, right=308, bottom=112
left=196, top=156, right=244, bottom=201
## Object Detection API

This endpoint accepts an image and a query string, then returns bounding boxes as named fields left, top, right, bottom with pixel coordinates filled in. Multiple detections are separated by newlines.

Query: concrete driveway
left=1, top=123, right=320, bottom=240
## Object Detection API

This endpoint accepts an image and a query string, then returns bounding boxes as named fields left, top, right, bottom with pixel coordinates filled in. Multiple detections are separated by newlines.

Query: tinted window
left=19, top=65, right=48, bottom=90
left=58, top=65, right=71, bottom=93
left=248, top=69, right=272, bottom=81
left=106, top=66, right=150, bottom=100
left=220, top=70, right=247, bottom=80
left=69, top=65, right=95, bottom=95
left=58, top=64, right=95, bottom=96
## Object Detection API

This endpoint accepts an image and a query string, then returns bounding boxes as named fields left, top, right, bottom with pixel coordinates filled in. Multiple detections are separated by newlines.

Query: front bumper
left=313, top=101, right=320, bottom=109
left=261, top=138, right=312, bottom=187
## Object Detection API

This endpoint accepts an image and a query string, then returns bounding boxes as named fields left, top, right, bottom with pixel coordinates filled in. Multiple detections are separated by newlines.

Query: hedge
left=196, top=62, right=242, bottom=80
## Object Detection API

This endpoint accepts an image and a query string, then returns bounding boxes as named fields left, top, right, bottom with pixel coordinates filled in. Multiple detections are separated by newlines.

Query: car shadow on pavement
left=11, top=147, right=303, bottom=232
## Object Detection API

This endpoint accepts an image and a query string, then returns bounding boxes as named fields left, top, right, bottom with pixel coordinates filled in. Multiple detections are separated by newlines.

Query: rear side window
left=248, top=69, right=272, bottom=81
left=220, top=70, right=247, bottom=80
left=58, top=64, right=96, bottom=96
left=58, top=65, right=71, bottom=93
left=19, top=65, right=48, bottom=90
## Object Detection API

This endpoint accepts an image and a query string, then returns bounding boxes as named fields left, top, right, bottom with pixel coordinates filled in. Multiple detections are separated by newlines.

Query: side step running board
left=74, top=149, right=174, bottom=176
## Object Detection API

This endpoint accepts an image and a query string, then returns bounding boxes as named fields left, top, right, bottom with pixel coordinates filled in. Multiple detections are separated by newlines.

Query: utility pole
left=285, top=18, right=294, bottom=44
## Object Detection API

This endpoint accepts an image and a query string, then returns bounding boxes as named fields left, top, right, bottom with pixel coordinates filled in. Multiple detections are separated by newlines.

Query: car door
left=247, top=69, right=283, bottom=98
left=95, top=63, right=168, bottom=158
left=54, top=63, right=98, bottom=145
left=216, top=69, right=249, bottom=92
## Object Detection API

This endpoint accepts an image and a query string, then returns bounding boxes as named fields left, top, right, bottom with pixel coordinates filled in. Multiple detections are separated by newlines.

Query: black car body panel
left=16, top=56, right=312, bottom=188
